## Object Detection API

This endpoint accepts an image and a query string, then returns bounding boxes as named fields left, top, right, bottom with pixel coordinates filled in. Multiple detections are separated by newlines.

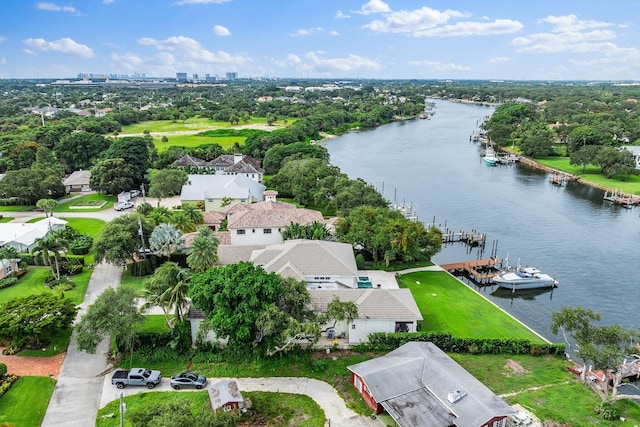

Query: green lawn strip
left=0, top=376, right=56, bottom=427
left=0, top=266, right=91, bottom=306
left=155, top=135, right=245, bottom=152
left=504, top=381, right=640, bottom=427
left=55, top=194, right=116, bottom=212
left=120, top=268, right=149, bottom=296
left=399, top=271, right=546, bottom=342
left=0, top=205, right=34, bottom=212
left=61, top=217, right=106, bottom=240
left=138, top=314, right=171, bottom=334
left=190, top=351, right=377, bottom=415
left=537, top=157, right=640, bottom=195
left=26, top=217, right=43, bottom=223
left=96, top=390, right=324, bottom=427
left=0, top=216, right=14, bottom=223
left=119, top=117, right=290, bottom=134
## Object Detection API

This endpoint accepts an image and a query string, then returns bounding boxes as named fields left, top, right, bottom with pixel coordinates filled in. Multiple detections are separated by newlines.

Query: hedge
left=364, top=332, right=565, bottom=356
left=0, top=276, right=18, bottom=290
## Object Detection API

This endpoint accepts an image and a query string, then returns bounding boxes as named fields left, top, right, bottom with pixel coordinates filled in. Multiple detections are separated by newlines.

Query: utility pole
left=138, top=217, right=147, bottom=259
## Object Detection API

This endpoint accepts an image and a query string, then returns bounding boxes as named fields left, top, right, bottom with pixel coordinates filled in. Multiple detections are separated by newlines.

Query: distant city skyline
left=0, top=0, right=639, bottom=80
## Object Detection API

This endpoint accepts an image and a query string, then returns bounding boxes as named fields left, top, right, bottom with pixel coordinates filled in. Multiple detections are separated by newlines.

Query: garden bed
left=69, top=200, right=107, bottom=209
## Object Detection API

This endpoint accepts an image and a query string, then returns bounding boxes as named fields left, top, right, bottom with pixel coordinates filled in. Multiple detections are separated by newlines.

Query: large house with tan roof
left=249, top=239, right=358, bottom=288
left=227, top=191, right=324, bottom=245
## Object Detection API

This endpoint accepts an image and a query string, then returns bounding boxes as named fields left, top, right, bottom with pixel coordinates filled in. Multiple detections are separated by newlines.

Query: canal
left=323, top=99, right=640, bottom=341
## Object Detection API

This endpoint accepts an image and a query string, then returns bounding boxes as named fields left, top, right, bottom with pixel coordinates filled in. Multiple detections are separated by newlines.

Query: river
left=323, top=99, right=640, bottom=341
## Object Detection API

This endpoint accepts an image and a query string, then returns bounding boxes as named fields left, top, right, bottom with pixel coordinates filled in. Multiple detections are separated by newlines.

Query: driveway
left=41, top=263, right=123, bottom=427
left=99, top=376, right=382, bottom=427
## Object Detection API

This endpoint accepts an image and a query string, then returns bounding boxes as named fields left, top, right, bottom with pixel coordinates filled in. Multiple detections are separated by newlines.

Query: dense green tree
left=100, top=136, right=150, bottom=188
left=0, top=293, right=77, bottom=347
left=262, top=141, right=329, bottom=175
left=149, top=223, right=185, bottom=258
left=180, top=203, right=204, bottom=225
left=593, top=146, right=636, bottom=178
left=189, top=262, right=287, bottom=352
left=170, top=211, right=196, bottom=233
left=569, top=145, right=602, bottom=173
left=518, top=122, right=555, bottom=157
left=148, top=169, right=188, bottom=207
left=75, top=287, right=142, bottom=354
left=90, top=158, right=137, bottom=195
left=147, top=206, right=172, bottom=225
left=0, top=163, right=66, bottom=204
left=55, top=132, right=111, bottom=172
left=94, top=214, right=153, bottom=267
left=567, top=126, right=606, bottom=152
left=186, top=229, right=219, bottom=273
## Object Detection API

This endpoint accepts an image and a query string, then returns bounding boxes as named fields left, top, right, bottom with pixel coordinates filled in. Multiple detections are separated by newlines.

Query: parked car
left=170, top=372, right=207, bottom=390
left=129, top=189, right=141, bottom=198
left=111, top=368, right=161, bottom=389
left=114, top=201, right=134, bottom=211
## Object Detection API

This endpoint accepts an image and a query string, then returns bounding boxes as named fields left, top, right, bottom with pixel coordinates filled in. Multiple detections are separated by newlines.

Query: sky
left=0, top=0, right=639, bottom=80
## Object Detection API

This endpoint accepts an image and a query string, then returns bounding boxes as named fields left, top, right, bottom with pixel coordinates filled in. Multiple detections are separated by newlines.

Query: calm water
left=323, top=100, right=640, bottom=341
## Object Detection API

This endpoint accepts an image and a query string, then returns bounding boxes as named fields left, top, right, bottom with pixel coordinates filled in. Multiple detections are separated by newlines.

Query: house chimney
left=234, top=153, right=243, bottom=164
left=447, top=389, right=467, bottom=403
left=264, top=190, right=278, bottom=202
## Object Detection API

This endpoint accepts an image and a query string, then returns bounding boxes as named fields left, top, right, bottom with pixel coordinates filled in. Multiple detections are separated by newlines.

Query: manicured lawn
left=0, top=376, right=56, bottom=427
left=0, top=216, right=14, bottom=223
left=0, top=205, right=34, bottom=212
left=120, top=268, right=150, bottom=296
left=120, top=117, right=288, bottom=135
left=96, top=390, right=324, bottom=427
left=55, top=193, right=116, bottom=212
left=138, top=314, right=171, bottom=333
left=0, top=266, right=92, bottom=306
left=61, top=217, right=106, bottom=240
left=153, top=134, right=245, bottom=152
left=537, top=157, right=640, bottom=195
left=398, top=271, right=546, bottom=342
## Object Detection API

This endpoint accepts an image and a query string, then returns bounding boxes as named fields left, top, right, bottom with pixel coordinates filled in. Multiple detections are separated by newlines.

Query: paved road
left=99, top=376, right=382, bottom=427
left=42, top=263, right=124, bottom=427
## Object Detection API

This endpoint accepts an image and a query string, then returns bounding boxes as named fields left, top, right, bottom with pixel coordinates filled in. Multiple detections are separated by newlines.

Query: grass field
left=61, top=217, right=106, bottom=240
left=120, top=117, right=286, bottom=135
left=537, top=157, right=640, bottom=195
left=0, top=216, right=14, bottom=223
left=0, top=266, right=92, bottom=306
left=96, top=390, right=325, bottom=427
left=55, top=194, right=116, bottom=212
left=153, top=134, right=245, bottom=153
left=398, top=270, right=547, bottom=342
left=0, top=376, right=56, bottom=427
left=0, top=205, right=34, bottom=212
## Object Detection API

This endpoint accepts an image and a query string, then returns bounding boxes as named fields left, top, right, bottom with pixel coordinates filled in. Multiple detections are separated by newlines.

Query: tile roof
left=203, top=211, right=226, bottom=225
left=227, top=205, right=323, bottom=229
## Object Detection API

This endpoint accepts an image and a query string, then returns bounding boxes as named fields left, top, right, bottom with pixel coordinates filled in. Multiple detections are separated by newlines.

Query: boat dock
left=603, top=190, right=640, bottom=207
left=441, top=258, right=503, bottom=284
left=549, top=173, right=578, bottom=186
left=439, top=228, right=486, bottom=247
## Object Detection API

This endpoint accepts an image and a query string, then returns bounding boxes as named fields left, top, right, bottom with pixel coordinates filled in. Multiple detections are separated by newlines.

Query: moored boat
left=482, top=146, right=498, bottom=166
left=492, top=266, right=558, bottom=290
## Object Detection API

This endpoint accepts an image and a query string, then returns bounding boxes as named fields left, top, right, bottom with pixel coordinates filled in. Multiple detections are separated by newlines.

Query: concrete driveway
left=100, top=376, right=382, bottom=427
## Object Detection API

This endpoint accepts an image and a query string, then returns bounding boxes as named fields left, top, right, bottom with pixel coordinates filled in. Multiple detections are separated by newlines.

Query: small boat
left=493, top=266, right=558, bottom=290
left=483, top=146, right=498, bottom=166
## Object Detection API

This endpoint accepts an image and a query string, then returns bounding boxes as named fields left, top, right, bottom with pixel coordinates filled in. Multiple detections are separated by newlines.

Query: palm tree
left=147, top=207, right=171, bottom=225
left=149, top=223, right=185, bottom=258
left=195, top=225, right=213, bottom=238
left=181, top=203, right=204, bottom=226
left=170, top=211, right=196, bottom=233
left=36, top=198, right=58, bottom=218
left=143, top=262, right=192, bottom=327
left=32, top=234, right=66, bottom=280
left=186, top=234, right=219, bottom=273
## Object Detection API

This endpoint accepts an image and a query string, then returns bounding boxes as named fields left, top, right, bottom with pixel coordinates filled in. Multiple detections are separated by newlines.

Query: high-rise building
left=225, top=72, right=238, bottom=81
left=192, top=74, right=199, bottom=81
left=176, top=72, right=187, bottom=81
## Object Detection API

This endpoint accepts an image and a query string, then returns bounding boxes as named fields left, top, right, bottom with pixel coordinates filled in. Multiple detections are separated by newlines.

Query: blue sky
left=0, top=0, right=639, bottom=80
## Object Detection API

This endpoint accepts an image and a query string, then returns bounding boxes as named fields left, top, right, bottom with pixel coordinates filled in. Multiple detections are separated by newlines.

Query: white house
left=250, top=239, right=359, bottom=289
left=209, top=154, right=264, bottom=182
left=309, top=288, right=422, bottom=344
left=180, top=174, right=265, bottom=212
left=621, top=145, right=640, bottom=169
left=226, top=191, right=324, bottom=246
left=0, top=217, right=68, bottom=252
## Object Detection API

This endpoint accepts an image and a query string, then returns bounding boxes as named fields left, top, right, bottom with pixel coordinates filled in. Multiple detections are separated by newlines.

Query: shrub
left=0, top=362, right=7, bottom=377
left=68, top=235, right=93, bottom=255
left=594, top=402, right=620, bottom=421
left=0, top=276, right=18, bottom=290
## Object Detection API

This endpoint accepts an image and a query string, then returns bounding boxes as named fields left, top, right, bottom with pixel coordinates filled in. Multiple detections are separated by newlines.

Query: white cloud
left=291, top=27, right=325, bottom=37
left=111, top=52, right=175, bottom=71
left=0, top=57, right=5, bottom=65
left=302, top=52, right=381, bottom=73
left=330, top=30, right=339, bottom=36
left=355, top=0, right=390, bottom=15
left=213, top=25, right=231, bottom=36
left=408, top=60, right=471, bottom=72
left=335, top=10, right=350, bottom=19
left=488, top=56, right=511, bottom=64
left=36, top=2, right=79, bottom=13
left=413, top=19, right=523, bottom=37
left=103, top=0, right=114, bottom=4
left=23, top=49, right=35, bottom=56
left=175, top=0, right=229, bottom=4
left=23, top=37, right=94, bottom=58
left=539, top=14, right=612, bottom=32
left=137, top=35, right=248, bottom=65
left=365, top=6, right=468, bottom=34
left=287, top=53, right=301, bottom=63
left=0, top=36, right=6, bottom=43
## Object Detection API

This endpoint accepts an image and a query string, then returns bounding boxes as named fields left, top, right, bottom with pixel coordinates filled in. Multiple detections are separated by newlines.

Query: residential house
left=170, top=154, right=212, bottom=172
left=621, top=146, right=640, bottom=169
left=0, top=258, right=21, bottom=280
left=249, top=239, right=358, bottom=289
left=202, top=210, right=226, bottom=231
left=226, top=191, right=324, bottom=245
left=347, top=342, right=515, bottom=427
left=63, top=170, right=92, bottom=193
left=310, top=288, right=422, bottom=344
left=209, top=154, right=264, bottom=182
left=208, top=380, right=247, bottom=413
left=180, top=174, right=265, bottom=212
left=0, top=217, right=68, bottom=252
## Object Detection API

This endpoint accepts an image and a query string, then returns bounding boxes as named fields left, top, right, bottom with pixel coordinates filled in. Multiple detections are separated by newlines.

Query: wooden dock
left=440, top=229, right=486, bottom=246
left=603, top=190, right=640, bottom=207
left=441, top=258, right=503, bottom=284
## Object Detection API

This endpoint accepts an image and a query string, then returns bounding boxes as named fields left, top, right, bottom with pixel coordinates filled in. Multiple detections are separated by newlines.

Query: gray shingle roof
left=348, top=342, right=515, bottom=427
left=171, top=154, right=208, bottom=167
left=63, top=170, right=91, bottom=186
left=309, top=289, right=422, bottom=320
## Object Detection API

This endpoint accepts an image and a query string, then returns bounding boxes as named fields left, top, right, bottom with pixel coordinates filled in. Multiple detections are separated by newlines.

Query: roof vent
left=447, top=389, right=467, bottom=404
